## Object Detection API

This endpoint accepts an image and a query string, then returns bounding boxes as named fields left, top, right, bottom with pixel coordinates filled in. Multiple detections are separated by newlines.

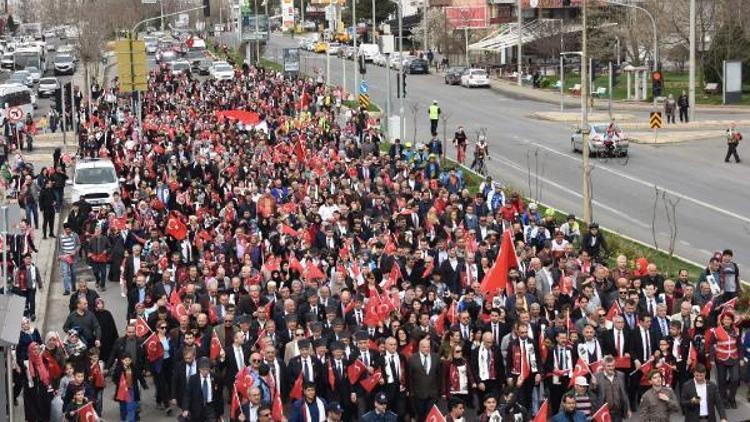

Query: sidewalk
left=484, top=74, right=750, bottom=114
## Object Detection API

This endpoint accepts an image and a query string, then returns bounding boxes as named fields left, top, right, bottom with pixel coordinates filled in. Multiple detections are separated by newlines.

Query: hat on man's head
left=375, top=392, right=388, bottom=404
left=198, top=357, right=211, bottom=370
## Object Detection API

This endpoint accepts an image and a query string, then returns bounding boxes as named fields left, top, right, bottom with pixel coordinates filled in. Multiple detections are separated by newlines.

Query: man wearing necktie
left=505, top=322, right=540, bottom=410
left=290, top=339, right=322, bottom=394
left=628, top=313, right=656, bottom=410
left=407, top=338, right=440, bottom=422
left=380, top=337, right=407, bottom=422
left=546, top=330, right=573, bottom=413
left=183, top=357, right=222, bottom=421
left=352, top=331, right=379, bottom=419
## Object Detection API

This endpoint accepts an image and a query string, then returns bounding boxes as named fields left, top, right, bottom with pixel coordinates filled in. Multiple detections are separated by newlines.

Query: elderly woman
left=23, top=342, right=54, bottom=421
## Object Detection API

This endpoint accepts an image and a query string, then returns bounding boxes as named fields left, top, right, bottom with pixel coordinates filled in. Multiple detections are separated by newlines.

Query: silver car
left=38, top=77, right=59, bottom=97
left=571, top=123, right=629, bottom=156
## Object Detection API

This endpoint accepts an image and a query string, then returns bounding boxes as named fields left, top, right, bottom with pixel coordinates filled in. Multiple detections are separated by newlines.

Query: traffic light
left=652, top=71, right=663, bottom=97
left=203, top=0, right=211, bottom=17
left=358, top=55, right=366, bottom=75
left=401, top=72, right=407, bottom=98
left=54, top=88, right=62, bottom=114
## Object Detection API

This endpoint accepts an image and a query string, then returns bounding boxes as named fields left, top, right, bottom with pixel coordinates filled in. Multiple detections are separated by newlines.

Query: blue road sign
left=359, top=80, right=368, bottom=94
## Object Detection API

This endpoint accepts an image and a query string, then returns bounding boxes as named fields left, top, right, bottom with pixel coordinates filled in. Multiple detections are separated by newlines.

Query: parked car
left=444, top=66, right=467, bottom=85
left=406, top=58, right=428, bottom=74
left=460, top=68, right=490, bottom=88
left=571, top=123, right=629, bottom=156
left=37, top=77, right=59, bottom=97
left=1, top=52, right=13, bottom=69
left=170, top=60, right=191, bottom=76
left=372, top=53, right=386, bottom=66
left=326, top=42, right=342, bottom=56
left=359, top=43, right=379, bottom=62
left=313, top=42, right=328, bottom=54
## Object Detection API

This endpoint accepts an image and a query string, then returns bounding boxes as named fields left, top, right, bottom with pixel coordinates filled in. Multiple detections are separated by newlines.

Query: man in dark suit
left=599, top=315, right=630, bottom=361
left=182, top=357, right=223, bottom=421
left=288, top=339, right=324, bottom=393
left=120, top=243, right=144, bottom=291
left=126, top=273, right=151, bottom=319
left=590, top=356, right=630, bottom=422
left=470, top=331, right=503, bottom=409
left=407, top=337, right=440, bottom=422
left=350, top=331, right=381, bottom=418
left=224, top=331, right=250, bottom=395
left=324, top=342, right=354, bottom=419
left=438, top=248, right=463, bottom=294
left=680, top=364, right=727, bottom=422
left=170, top=348, right=198, bottom=414
left=627, top=313, right=657, bottom=410
left=506, top=281, right=538, bottom=320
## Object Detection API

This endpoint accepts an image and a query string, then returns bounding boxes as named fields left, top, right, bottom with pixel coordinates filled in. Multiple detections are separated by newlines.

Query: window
left=0, top=90, right=31, bottom=108
left=75, top=167, right=117, bottom=185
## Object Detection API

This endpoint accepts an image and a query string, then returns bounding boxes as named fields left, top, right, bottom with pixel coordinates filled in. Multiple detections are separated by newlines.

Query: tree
left=6, top=15, right=17, bottom=34
left=341, top=0, right=396, bottom=29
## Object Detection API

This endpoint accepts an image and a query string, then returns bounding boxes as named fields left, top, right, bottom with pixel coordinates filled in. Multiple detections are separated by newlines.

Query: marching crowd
left=10, top=49, right=747, bottom=422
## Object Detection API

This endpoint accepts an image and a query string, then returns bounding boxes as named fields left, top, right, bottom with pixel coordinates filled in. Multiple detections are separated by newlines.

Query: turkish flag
left=592, top=403, right=612, bottom=422
left=425, top=404, right=447, bottom=422
left=363, top=300, right=381, bottom=327
left=700, top=300, right=713, bottom=318
left=77, top=401, right=97, bottom=422
left=230, top=385, right=243, bottom=419
left=143, top=333, right=165, bottom=362
left=589, top=360, right=603, bottom=374
left=446, top=300, right=457, bottom=326
left=235, top=367, right=254, bottom=400
left=384, top=236, right=396, bottom=254
left=638, top=358, right=655, bottom=386
left=290, top=373, right=303, bottom=400
left=134, top=317, right=152, bottom=338
left=479, top=230, right=519, bottom=296
left=568, top=357, right=590, bottom=387
left=281, top=224, right=298, bottom=237
left=718, top=297, right=737, bottom=311
left=359, top=369, right=382, bottom=393
left=347, top=359, right=367, bottom=383
left=116, top=373, right=130, bottom=402
left=687, top=341, right=697, bottom=371
left=435, top=310, right=447, bottom=336
left=539, top=333, right=549, bottom=364
left=401, top=342, right=415, bottom=360
left=532, top=399, right=549, bottom=422
left=210, top=331, right=223, bottom=360
left=289, top=255, right=305, bottom=275
left=171, top=302, right=187, bottom=320
left=382, top=264, right=401, bottom=290
left=605, top=302, right=622, bottom=321
left=166, top=214, right=188, bottom=240
left=272, top=391, right=284, bottom=420
left=294, top=138, right=307, bottom=162
left=304, top=262, right=326, bottom=282
left=90, top=362, right=105, bottom=389
left=328, top=361, right=336, bottom=390
left=185, top=35, right=194, bottom=48
left=111, top=217, right=127, bottom=231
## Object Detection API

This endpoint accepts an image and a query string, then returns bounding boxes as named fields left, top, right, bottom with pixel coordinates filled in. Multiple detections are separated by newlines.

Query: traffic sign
left=7, top=107, right=23, bottom=122
left=649, top=111, right=662, bottom=129
left=359, top=80, right=368, bottom=94
left=114, top=39, right=148, bottom=93
left=359, top=94, right=371, bottom=109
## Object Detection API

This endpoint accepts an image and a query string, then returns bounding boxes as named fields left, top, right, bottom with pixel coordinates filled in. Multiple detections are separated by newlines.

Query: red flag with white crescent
left=532, top=399, right=549, bottom=422
left=289, top=373, right=304, bottom=400
left=116, top=373, right=129, bottom=402
left=143, top=333, right=165, bottom=363
left=77, top=401, right=97, bottom=422
left=347, top=359, right=367, bottom=384
left=592, top=403, right=612, bottom=422
left=272, top=390, right=284, bottom=420
left=134, top=317, right=152, bottom=338
left=359, top=369, right=382, bottom=393
left=568, top=357, right=590, bottom=387
left=687, top=341, right=697, bottom=371
left=230, top=385, right=243, bottom=419
left=328, top=361, right=336, bottom=390
left=425, top=404, right=447, bottom=422
left=210, top=331, right=223, bottom=360
left=166, top=213, right=188, bottom=240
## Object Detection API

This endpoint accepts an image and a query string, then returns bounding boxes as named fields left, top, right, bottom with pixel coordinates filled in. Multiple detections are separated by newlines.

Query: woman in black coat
left=23, top=342, right=54, bottom=422
left=94, top=297, right=119, bottom=363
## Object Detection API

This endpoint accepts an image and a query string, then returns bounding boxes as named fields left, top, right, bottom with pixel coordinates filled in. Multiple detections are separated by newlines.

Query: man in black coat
left=680, top=364, right=727, bottom=422
left=407, top=337, right=441, bottom=422
left=170, top=348, right=198, bottom=414
left=288, top=339, right=324, bottom=392
left=182, top=357, right=223, bottom=421
left=224, top=331, right=250, bottom=395
left=38, top=179, right=56, bottom=238
left=627, top=313, right=658, bottom=410
left=262, top=344, right=289, bottom=402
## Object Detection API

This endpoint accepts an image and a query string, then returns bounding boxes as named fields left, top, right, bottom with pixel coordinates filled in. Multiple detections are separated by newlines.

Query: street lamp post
left=516, top=0, right=522, bottom=86
left=689, top=0, right=695, bottom=121
left=390, top=0, right=404, bottom=139
left=353, top=0, right=359, bottom=98
left=581, top=0, right=592, bottom=226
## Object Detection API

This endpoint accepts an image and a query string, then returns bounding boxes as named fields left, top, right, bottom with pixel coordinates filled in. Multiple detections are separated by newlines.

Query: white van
left=359, top=43, right=379, bottom=62
left=0, top=84, right=34, bottom=125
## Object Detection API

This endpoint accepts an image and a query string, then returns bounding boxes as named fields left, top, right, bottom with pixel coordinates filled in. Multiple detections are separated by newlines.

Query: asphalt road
left=266, top=34, right=750, bottom=272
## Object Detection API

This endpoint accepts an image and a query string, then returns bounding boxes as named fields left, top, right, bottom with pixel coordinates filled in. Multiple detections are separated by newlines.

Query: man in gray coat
left=589, top=355, right=630, bottom=422
left=407, top=337, right=440, bottom=422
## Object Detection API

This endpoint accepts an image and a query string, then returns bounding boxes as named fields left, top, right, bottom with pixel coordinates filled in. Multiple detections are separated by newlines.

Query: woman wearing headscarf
left=15, top=317, right=42, bottom=405
left=93, top=297, right=119, bottom=363
left=23, top=342, right=54, bottom=421
left=41, top=332, right=66, bottom=389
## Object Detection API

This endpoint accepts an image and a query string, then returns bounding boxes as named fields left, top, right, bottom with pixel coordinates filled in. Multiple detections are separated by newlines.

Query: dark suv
left=407, top=58, right=429, bottom=74
left=444, top=66, right=467, bottom=85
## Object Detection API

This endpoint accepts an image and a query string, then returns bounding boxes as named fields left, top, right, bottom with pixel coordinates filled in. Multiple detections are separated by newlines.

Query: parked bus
left=0, top=84, right=34, bottom=125
left=13, top=45, right=45, bottom=71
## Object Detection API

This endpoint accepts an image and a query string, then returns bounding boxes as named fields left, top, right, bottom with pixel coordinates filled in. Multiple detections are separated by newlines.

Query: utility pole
left=255, top=0, right=260, bottom=63
left=688, top=0, right=696, bottom=122
left=517, top=0, right=522, bottom=86
left=423, top=0, right=428, bottom=52
left=608, top=61, right=613, bottom=119
left=372, top=0, right=376, bottom=42
left=581, top=0, right=592, bottom=226
left=353, top=0, right=358, bottom=98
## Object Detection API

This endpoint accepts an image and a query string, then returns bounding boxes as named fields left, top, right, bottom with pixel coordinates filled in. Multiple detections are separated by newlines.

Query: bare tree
left=409, top=102, right=419, bottom=143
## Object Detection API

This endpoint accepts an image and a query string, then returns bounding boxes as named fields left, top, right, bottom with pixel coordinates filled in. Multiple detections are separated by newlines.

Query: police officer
left=428, top=100, right=441, bottom=135
left=362, top=392, right=398, bottom=422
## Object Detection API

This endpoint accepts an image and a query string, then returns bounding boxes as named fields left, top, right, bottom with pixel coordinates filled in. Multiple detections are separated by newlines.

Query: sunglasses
left=159, top=326, right=167, bottom=330
left=454, top=349, right=463, bottom=353
left=296, top=333, right=305, bottom=336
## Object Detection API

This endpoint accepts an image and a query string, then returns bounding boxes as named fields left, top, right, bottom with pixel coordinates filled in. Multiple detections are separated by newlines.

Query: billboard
left=445, top=6, right=488, bottom=29
left=241, top=13, right=269, bottom=41
left=281, top=0, right=295, bottom=30
left=283, top=48, right=300, bottom=72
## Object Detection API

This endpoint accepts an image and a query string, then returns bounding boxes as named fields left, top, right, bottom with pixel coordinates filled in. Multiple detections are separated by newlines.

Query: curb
left=37, top=204, right=66, bottom=333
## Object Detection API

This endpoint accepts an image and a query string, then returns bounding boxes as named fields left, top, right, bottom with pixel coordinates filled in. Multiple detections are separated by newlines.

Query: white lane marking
left=515, top=137, right=750, bottom=225
left=489, top=154, right=650, bottom=229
